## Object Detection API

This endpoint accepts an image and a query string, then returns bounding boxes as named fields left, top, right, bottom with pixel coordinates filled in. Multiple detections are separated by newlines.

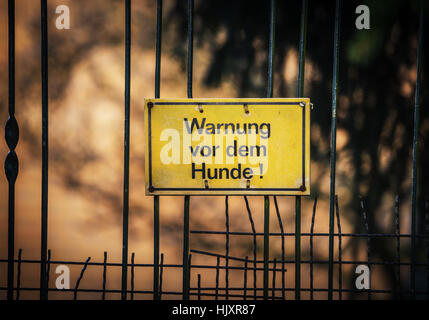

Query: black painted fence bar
left=295, top=0, right=308, bottom=300
left=410, top=7, right=424, bottom=298
left=5, top=0, right=17, bottom=302
left=328, top=0, right=341, bottom=301
left=121, top=0, right=131, bottom=301
left=40, top=0, right=49, bottom=301
left=153, top=0, right=163, bottom=301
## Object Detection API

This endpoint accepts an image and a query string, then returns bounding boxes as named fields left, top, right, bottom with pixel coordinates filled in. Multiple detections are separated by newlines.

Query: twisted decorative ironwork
left=5, top=0, right=18, bottom=301
left=5, top=117, right=19, bottom=184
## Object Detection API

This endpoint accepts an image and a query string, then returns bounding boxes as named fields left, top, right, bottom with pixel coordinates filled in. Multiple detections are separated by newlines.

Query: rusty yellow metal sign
left=145, top=98, right=310, bottom=195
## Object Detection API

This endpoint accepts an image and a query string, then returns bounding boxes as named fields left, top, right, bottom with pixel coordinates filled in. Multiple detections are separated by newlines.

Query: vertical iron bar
left=215, top=256, right=220, bottom=300
left=244, top=196, right=257, bottom=299
left=335, top=195, right=342, bottom=300
left=328, top=0, right=341, bottom=301
left=7, top=188, right=15, bottom=301
left=155, top=0, right=162, bottom=99
left=102, top=251, right=107, bottom=300
left=197, top=274, right=201, bottom=300
left=121, top=0, right=131, bottom=301
left=46, top=249, right=51, bottom=288
left=225, top=196, right=230, bottom=300
left=263, top=196, right=270, bottom=300
left=266, top=0, right=275, bottom=99
left=188, top=254, right=192, bottom=299
left=131, top=252, right=135, bottom=300
left=273, top=197, right=285, bottom=299
left=395, top=195, right=401, bottom=299
left=272, top=258, right=277, bottom=300
left=187, top=0, right=194, bottom=99
left=40, top=0, right=49, bottom=300
left=410, top=8, right=424, bottom=299
left=16, top=248, right=22, bottom=301
left=159, top=253, right=164, bottom=300
left=295, top=196, right=301, bottom=300
left=154, top=196, right=160, bottom=300
left=243, top=256, right=248, bottom=300
left=296, top=0, right=308, bottom=300
left=263, top=0, right=275, bottom=302
left=153, top=0, right=163, bottom=302
left=425, top=198, right=429, bottom=298
left=183, top=196, right=190, bottom=300
left=297, top=0, right=308, bottom=97
left=6, top=0, right=17, bottom=302
left=310, top=196, right=318, bottom=300
left=182, top=0, right=194, bottom=301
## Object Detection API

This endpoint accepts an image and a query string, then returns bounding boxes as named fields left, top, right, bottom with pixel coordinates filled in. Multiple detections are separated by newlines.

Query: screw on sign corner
left=243, top=104, right=250, bottom=114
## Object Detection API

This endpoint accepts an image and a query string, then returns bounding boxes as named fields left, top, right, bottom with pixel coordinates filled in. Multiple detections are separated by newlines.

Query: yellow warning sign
left=145, top=98, right=310, bottom=195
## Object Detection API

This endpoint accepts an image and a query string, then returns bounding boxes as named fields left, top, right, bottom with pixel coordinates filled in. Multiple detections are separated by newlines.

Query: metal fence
left=2, top=0, right=428, bottom=300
